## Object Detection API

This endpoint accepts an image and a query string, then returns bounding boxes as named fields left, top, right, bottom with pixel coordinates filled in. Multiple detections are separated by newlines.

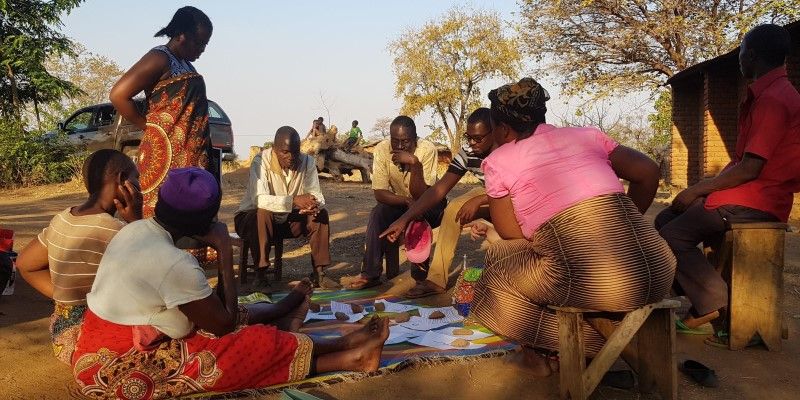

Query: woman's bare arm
left=15, top=239, right=54, bottom=298
left=109, top=51, right=169, bottom=130
left=488, top=196, right=525, bottom=240
left=609, top=145, right=661, bottom=213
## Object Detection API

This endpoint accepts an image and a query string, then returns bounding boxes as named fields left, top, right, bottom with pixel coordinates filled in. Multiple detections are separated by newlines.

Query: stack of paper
left=400, top=306, right=464, bottom=330
left=386, top=324, right=425, bottom=345
left=374, top=299, right=419, bottom=313
left=329, top=300, right=368, bottom=323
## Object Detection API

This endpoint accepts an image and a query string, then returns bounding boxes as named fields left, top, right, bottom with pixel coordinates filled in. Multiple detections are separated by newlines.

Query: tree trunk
left=33, top=94, right=41, bottom=131
left=6, top=64, right=20, bottom=120
left=327, top=149, right=372, bottom=171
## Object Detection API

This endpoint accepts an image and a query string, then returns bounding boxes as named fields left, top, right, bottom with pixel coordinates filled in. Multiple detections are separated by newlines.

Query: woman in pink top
left=469, top=78, right=676, bottom=377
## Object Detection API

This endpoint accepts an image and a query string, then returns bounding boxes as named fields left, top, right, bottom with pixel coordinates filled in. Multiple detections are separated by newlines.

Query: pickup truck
left=53, top=99, right=235, bottom=161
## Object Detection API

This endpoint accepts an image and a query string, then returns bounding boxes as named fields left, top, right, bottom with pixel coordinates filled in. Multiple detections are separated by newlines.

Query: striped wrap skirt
left=471, top=193, right=676, bottom=355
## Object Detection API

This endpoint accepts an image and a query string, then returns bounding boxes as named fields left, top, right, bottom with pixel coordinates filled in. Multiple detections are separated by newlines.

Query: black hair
left=154, top=6, right=212, bottom=38
left=467, top=107, right=491, bottom=127
left=275, top=126, right=300, bottom=142
left=352, top=120, right=359, bottom=126
left=390, top=115, right=417, bottom=138
left=490, top=105, right=545, bottom=141
left=744, top=24, right=791, bottom=67
left=82, top=149, right=135, bottom=197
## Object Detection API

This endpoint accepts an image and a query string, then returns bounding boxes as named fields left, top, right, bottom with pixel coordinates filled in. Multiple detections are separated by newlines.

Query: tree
left=389, top=8, right=522, bottom=153
left=370, top=116, right=393, bottom=139
left=519, top=0, right=800, bottom=97
left=0, top=0, right=84, bottom=121
left=32, top=43, right=123, bottom=129
left=558, top=95, right=671, bottom=175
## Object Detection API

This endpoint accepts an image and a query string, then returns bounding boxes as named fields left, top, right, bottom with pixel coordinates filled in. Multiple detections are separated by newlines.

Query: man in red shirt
left=657, top=24, right=800, bottom=336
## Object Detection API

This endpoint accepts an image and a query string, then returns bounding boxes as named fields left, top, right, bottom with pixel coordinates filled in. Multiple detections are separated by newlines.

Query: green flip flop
left=704, top=330, right=764, bottom=348
left=676, top=319, right=714, bottom=335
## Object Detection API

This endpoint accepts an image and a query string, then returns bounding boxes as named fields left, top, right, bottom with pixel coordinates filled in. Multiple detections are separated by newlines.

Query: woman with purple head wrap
left=69, top=167, right=390, bottom=399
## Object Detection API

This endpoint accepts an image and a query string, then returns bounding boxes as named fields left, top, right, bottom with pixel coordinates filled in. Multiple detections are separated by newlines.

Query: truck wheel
left=122, top=145, right=139, bottom=164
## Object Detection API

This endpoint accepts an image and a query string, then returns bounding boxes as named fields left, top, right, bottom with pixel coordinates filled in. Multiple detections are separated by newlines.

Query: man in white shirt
left=234, top=126, right=338, bottom=289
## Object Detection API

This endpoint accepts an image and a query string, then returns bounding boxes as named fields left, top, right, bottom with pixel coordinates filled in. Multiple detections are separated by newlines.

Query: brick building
left=667, top=20, right=800, bottom=219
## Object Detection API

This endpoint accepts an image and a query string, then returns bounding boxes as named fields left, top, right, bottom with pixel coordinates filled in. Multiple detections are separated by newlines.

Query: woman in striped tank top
left=468, top=78, right=676, bottom=376
left=15, top=150, right=142, bottom=364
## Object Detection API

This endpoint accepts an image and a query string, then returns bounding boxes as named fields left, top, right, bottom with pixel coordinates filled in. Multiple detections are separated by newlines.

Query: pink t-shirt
left=482, top=124, right=624, bottom=238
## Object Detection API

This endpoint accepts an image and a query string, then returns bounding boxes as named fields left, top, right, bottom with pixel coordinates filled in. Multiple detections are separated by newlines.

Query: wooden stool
left=230, top=232, right=283, bottom=284
left=712, top=222, right=787, bottom=351
left=550, top=299, right=680, bottom=400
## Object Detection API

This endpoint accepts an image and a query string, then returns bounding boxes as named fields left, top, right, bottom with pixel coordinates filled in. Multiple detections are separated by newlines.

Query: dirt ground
left=1, top=168, right=799, bottom=400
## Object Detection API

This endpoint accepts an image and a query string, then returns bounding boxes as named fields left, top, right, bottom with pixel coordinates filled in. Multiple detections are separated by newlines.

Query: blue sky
left=60, top=0, right=585, bottom=156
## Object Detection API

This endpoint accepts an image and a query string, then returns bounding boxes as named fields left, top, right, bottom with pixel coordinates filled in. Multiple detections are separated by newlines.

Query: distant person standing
left=344, top=120, right=363, bottom=151
left=110, top=6, right=216, bottom=217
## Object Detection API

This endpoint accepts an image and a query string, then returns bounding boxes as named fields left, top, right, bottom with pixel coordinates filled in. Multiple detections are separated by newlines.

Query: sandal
left=704, top=330, right=763, bottom=348
left=676, top=319, right=714, bottom=335
left=345, top=275, right=382, bottom=290
left=679, top=360, right=719, bottom=388
left=403, top=280, right=445, bottom=299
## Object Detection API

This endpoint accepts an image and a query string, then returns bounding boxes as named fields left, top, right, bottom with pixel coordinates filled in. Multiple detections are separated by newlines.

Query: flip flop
left=704, top=330, right=763, bottom=348
left=679, top=360, right=719, bottom=388
left=403, top=281, right=445, bottom=299
left=676, top=319, right=714, bottom=335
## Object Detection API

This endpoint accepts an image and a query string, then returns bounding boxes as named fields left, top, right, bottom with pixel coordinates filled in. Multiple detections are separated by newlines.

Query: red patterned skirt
left=138, top=72, right=211, bottom=217
left=72, top=310, right=313, bottom=399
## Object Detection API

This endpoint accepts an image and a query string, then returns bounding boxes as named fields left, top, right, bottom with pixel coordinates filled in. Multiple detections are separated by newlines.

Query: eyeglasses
left=463, top=133, right=489, bottom=145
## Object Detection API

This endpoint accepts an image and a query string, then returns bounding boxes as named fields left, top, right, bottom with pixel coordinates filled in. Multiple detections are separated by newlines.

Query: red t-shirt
left=705, top=67, right=800, bottom=221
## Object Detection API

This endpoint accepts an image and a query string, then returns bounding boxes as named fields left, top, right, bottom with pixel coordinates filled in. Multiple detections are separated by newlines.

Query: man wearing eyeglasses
left=344, top=115, right=444, bottom=290
left=380, top=108, right=495, bottom=298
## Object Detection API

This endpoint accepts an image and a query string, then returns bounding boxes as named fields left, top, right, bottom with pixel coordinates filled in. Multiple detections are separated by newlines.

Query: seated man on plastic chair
left=234, top=126, right=340, bottom=289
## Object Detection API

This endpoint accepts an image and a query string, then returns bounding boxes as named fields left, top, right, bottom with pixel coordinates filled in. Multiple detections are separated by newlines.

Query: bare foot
left=682, top=309, right=719, bottom=329
left=257, top=257, right=270, bottom=269
left=342, top=316, right=382, bottom=349
left=504, top=347, right=552, bottom=377
left=278, top=278, right=314, bottom=309
left=289, top=278, right=314, bottom=297
left=350, top=317, right=389, bottom=372
left=274, top=296, right=310, bottom=332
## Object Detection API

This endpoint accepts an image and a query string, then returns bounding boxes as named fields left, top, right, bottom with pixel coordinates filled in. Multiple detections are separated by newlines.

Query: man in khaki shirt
left=346, top=116, right=446, bottom=289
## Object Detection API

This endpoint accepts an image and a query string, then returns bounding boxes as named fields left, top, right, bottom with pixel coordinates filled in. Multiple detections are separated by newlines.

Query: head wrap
left=154, top=167, right=220, bottom=236
left=488, top=77, right=550, bottom=123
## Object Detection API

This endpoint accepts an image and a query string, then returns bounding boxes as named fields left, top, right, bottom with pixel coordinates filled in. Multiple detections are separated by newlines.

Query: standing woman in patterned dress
left=110, top=6, right=215, bottom=217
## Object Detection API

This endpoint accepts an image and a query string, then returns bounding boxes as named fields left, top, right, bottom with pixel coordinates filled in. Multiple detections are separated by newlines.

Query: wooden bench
left=709, top=222, right=787, bottom=351
left=550, top=298, right=680, bottom=400
left=230, top=232, right=283, bottom=284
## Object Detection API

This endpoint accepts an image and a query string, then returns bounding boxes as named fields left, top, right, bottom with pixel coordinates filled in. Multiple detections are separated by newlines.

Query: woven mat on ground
left=197, top=289, right=515, bottom=398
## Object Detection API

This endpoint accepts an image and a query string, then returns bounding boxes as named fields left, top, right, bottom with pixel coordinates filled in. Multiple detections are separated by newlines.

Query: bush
left=0, top=120, right=83, bottom=188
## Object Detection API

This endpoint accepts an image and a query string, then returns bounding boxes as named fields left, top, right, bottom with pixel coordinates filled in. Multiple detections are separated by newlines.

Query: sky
left=59, top=0, right=632, bottom=157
